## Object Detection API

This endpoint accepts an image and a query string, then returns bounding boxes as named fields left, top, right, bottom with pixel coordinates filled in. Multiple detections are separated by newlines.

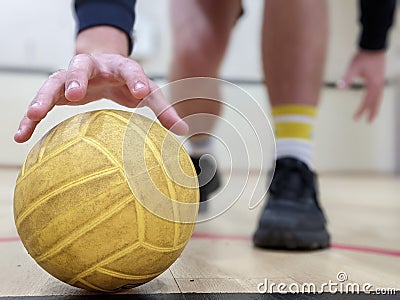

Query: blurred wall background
left=0, top=0, right=399, bottom=173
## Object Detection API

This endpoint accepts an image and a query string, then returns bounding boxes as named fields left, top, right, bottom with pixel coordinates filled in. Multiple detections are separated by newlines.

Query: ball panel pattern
left=14, top=110, right=199, bottom=292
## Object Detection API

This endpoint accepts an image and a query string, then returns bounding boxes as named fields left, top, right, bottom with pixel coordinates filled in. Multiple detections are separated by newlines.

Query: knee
left=172, top=34, right=226, bottom=76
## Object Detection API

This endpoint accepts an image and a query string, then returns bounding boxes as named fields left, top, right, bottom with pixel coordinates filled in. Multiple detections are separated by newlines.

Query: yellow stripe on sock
left=274, top=122, right=314, bottom=140
left=272, top=105, right=317, bottom=118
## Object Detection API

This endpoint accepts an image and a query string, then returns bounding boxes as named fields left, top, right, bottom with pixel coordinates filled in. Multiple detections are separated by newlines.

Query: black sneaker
left=253, top=157, right=330, bottom=250
left=191, top=155, right=221, bottom=203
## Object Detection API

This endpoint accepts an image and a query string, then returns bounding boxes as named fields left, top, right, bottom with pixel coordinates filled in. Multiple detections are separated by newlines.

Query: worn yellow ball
left=14, top=110, right=199, bottom=292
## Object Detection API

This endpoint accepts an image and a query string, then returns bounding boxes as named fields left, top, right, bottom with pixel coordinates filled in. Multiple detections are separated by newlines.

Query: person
left=14, top=0, right=396, bottom=250
left=168, top=0, right=396, bottom=250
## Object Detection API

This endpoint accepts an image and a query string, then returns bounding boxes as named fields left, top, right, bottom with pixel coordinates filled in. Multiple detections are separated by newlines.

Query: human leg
left=254, top=0, right=330, bottom=249
left=168, top=0, right=242, bottom=202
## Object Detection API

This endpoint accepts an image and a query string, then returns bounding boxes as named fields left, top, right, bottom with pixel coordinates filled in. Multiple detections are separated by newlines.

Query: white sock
left=276, top=139, right=313, bottom=168
left=272, top=104, right=316, bottom=168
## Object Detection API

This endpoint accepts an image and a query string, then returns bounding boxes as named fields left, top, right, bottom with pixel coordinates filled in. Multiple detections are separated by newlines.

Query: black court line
left=0, top=66, right=386, bottom=90
left=149, top=75, right=370, bottom=90
left=0, top=67, right=53, bottom=76
left=1, top=293, right=399, bottom=300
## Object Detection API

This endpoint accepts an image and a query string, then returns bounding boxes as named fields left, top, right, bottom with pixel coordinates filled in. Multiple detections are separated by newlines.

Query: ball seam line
left=16, top=138, right=80, bottom=185
left=16, top=167, right=120, bottom=228
left=36, top=194, right=135, bottom=263
left=96, top=267, right=162, bottom=280
left=15, top=167, right=119, bottom=228
left=68, top=241, right=142, bottom=285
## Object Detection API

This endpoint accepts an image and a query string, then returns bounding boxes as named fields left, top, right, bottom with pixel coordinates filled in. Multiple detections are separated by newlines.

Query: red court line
left=331, top=243, right=400, bottom=257
left=0, top=237, right=21, bottom=243
left=2, top=234, right=400, bottom=257
left=191, top=232, right=400, bottom=257
left=192, top=232, right=251, bottom=241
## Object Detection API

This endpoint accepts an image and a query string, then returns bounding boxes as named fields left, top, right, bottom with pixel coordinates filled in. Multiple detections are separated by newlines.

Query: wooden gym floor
left=0, top=168, right=399, bottom=299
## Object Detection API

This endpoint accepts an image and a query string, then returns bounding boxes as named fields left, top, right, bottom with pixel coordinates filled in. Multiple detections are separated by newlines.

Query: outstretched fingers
left=64, top=54, right=97, bottom=102
left=141, top=81, right=189, bottom=136
left=118, top=59, right=188, bottom=135
left=14, top=114, right=40, bottom=143
left=354, top=80, right=384, bottom=122
left=15, top=70, right=67, bottom=143
left=118, top=57, right=151, bottom=100
left=15, top=54, right=189, bottom=143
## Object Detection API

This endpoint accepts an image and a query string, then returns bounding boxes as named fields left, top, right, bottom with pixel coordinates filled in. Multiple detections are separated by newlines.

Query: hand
left=15, top=26, right=188, bottom=143
left=337, top=50, right=386, bottom=122
left=14, top=53, right=188, bottom=143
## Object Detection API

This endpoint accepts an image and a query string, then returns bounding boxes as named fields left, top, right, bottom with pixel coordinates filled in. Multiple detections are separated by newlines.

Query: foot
left=253, top=157, right=330, bottom=250
left=191, top=155, right=221, bottom=204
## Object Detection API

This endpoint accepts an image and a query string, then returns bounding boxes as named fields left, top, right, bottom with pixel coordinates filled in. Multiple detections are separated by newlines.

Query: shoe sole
left=253, top=228, right=330, bottom=250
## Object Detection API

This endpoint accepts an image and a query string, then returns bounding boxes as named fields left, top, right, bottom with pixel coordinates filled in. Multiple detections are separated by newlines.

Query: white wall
left=136, top=0, right=400, bottom=81
left=0, top=0, right=399, bottom=173
left=0, top=0, right=75, bottom=70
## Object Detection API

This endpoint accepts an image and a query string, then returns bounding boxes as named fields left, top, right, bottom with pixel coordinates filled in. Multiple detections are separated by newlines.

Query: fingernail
left=30, top=102, right=40, bottom=108
left=16, top=126, right=22, bottom=135
left=134, top=81, right=146, bottom=91
left=337, top=79, right=346, bottom=89
left=67, top=81, right=80, bottom=91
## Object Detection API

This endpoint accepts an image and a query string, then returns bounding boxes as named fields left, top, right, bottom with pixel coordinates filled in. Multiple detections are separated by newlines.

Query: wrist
left=75, top=26, right=130, bottom=56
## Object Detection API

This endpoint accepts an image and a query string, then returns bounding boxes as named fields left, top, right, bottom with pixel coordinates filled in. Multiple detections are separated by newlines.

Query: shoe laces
left=269, top=159, right=316, bottom=200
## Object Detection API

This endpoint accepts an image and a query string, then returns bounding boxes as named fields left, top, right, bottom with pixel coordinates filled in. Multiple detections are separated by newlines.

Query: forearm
left=74, top=0, right=137, bottom=55
left=75, top=26, right=130, bottom=56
